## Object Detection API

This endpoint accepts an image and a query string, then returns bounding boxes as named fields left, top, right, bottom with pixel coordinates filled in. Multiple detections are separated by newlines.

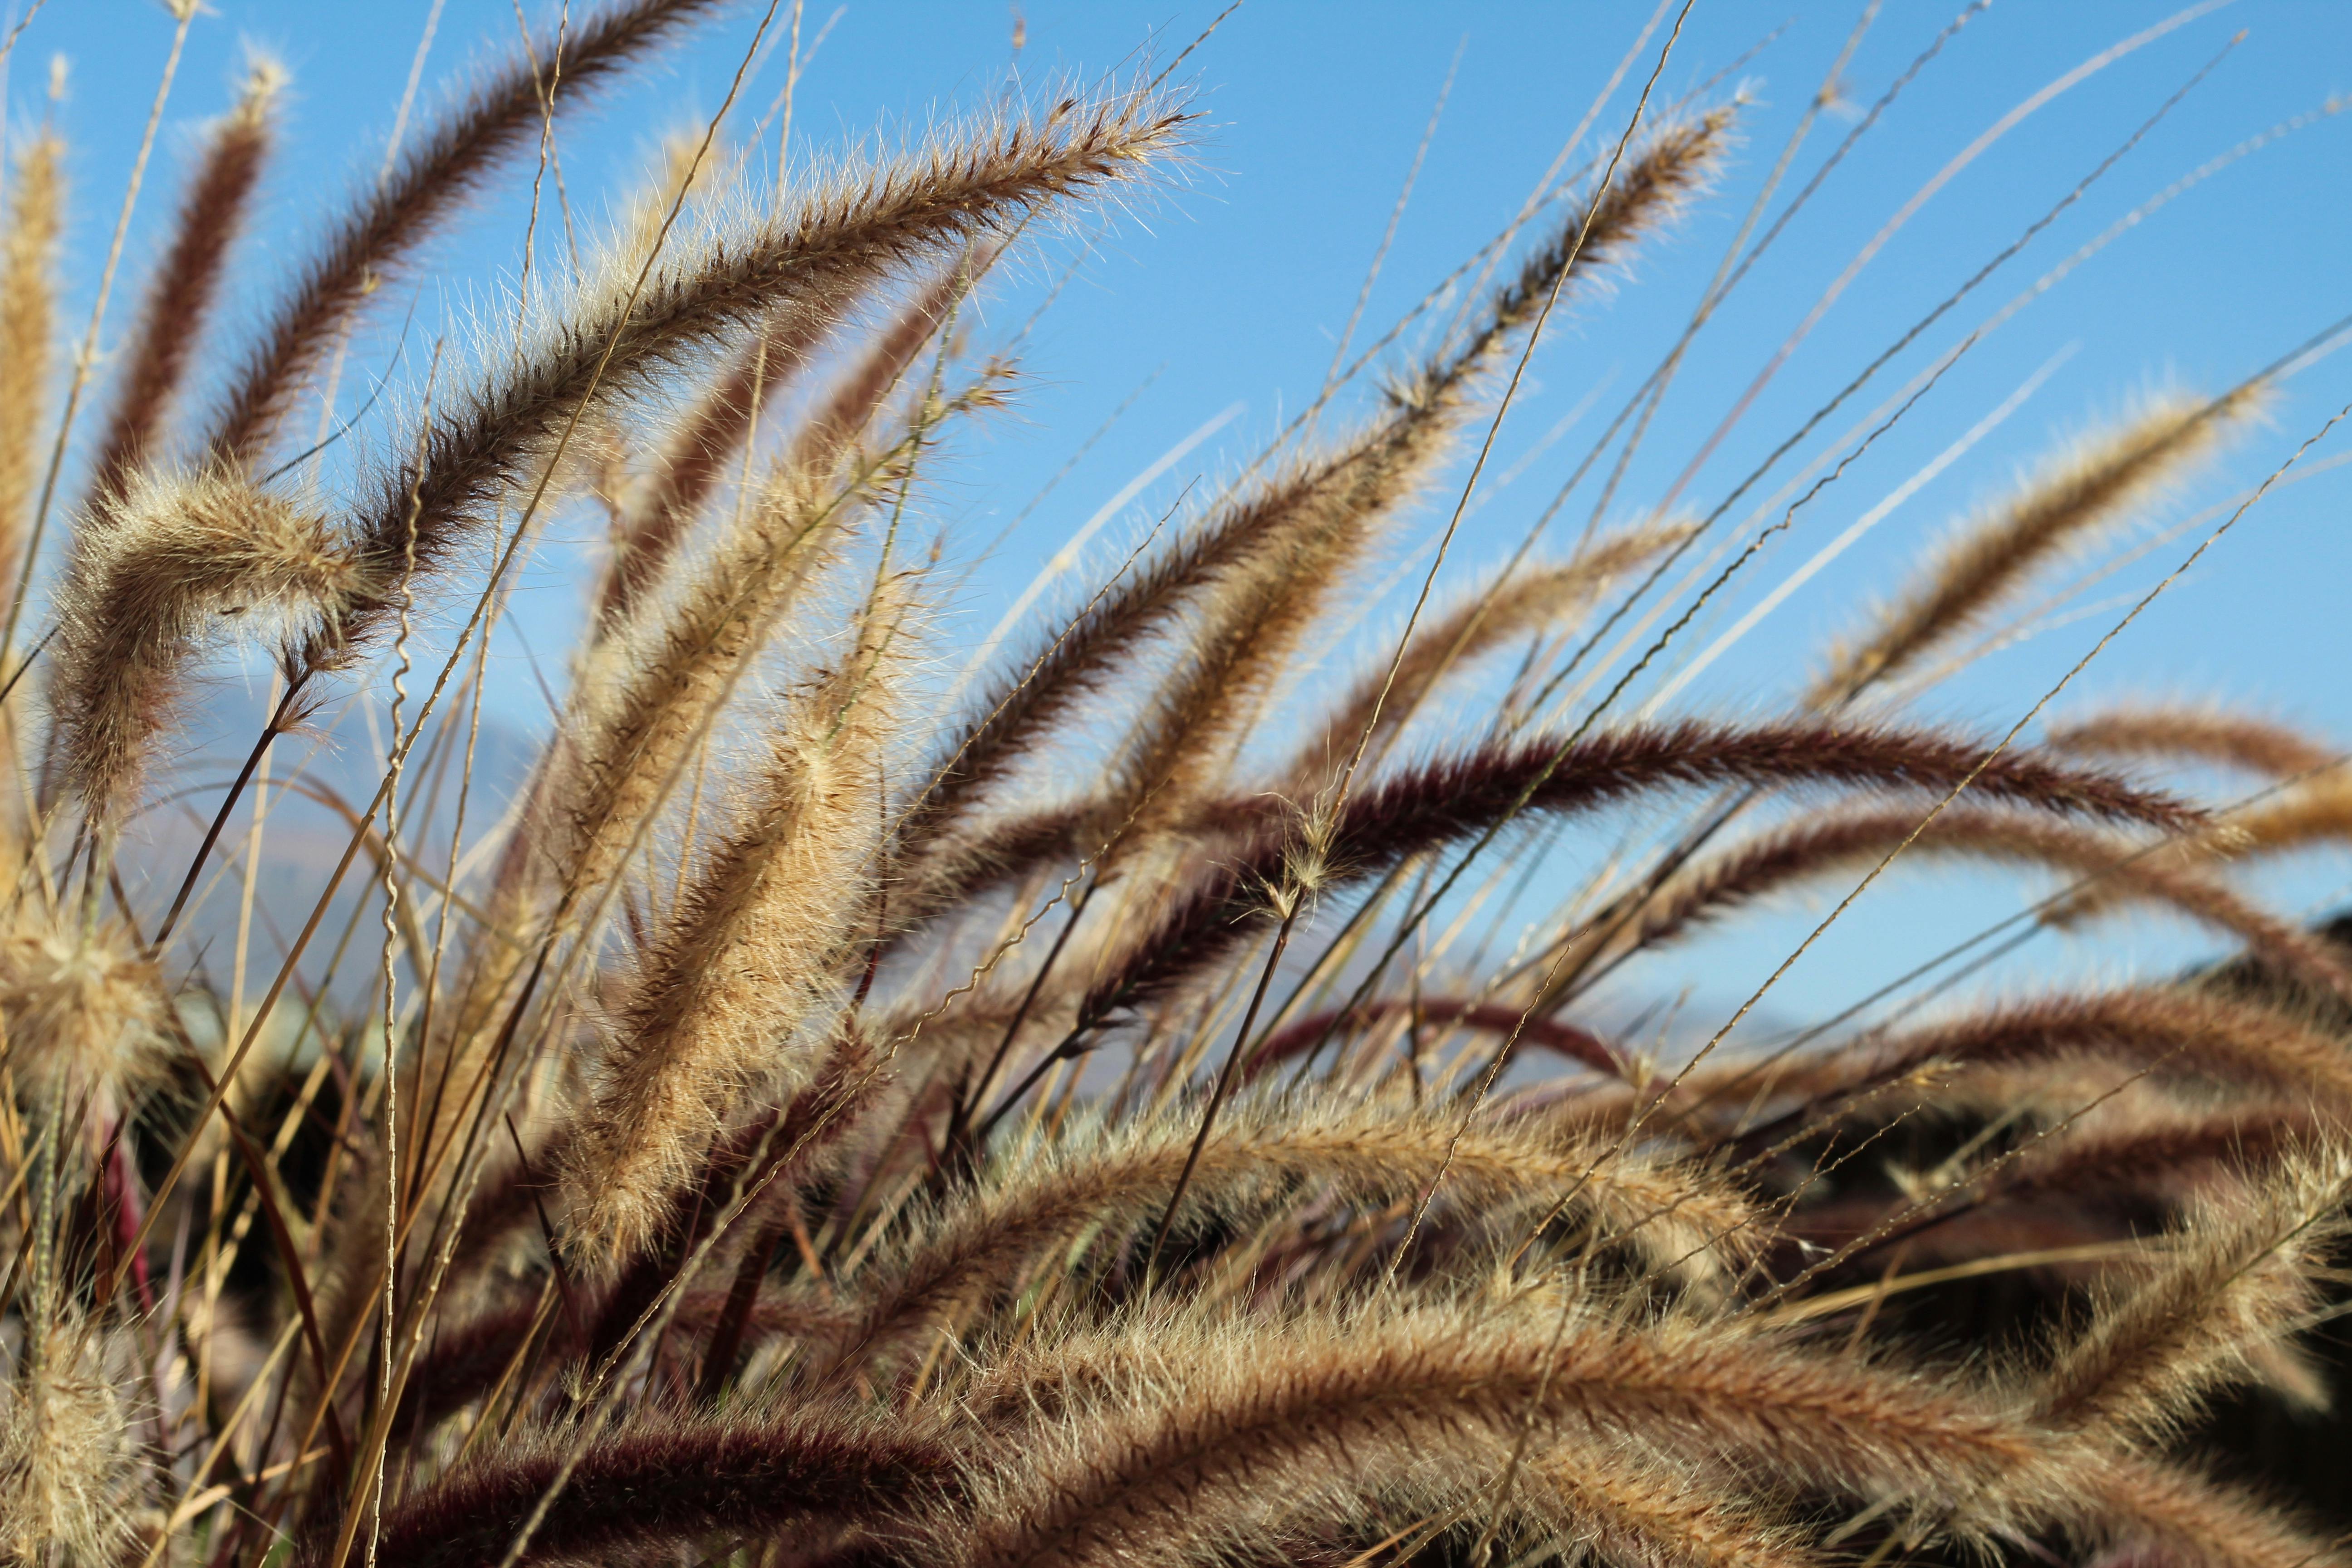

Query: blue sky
left=18, top=0, right=2352, bottom=1030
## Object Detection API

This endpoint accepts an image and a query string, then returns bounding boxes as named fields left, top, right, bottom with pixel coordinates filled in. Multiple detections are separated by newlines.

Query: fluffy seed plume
left=315, top=85, right=1183, bottom=673
left=1813, top=386, right=2267, bottom=705
left=88, top=60, right=283, bottom=505
left=1107, top=112, right=1733, bottom=848
left=2038, top=1142, right=2352, bottom=1440
left=422, top=438, right=906, bottom=1149
left=1290, top=521, right=1694, bottom=788
left=1624, top=804, right=2352, bottom=1004
left=0, top=909, right=170, bottom=1123
left=48, top=470, right=365, bottom=830
left=559, top=452, right=884, bottom=922
left=953, top=1301, right=2074, bottom=1568
left=2220, top=774, right=2352, bottom=863
left=9, top=24, right=2349, bottom=1568
left=563, top=581, right=911, bottom=1262
left=1089, top=721, right=2198, bottom=1020
left=2044, top=702, right=2338, bottom=780
left=1846, top=988, right=2352, bottom=1107
left=1529, top=1444, right=1820, bottom=1568
left=204, top=0, right=731, bottom=464
left=0, top=1317, right=143, bottom=1567
left=612, top=122, right=735, bottom=271
left=0, top=131, right=61, bottom=597
left=785, top=250, right=990, bottom=478
left=590, top=306, right=837, bottom=634
left=807, top=1095, right=1755, bottom=1387
left=306, top=1409, right=953, bottom=1568
left=915, top=110, right=1730, bottom=852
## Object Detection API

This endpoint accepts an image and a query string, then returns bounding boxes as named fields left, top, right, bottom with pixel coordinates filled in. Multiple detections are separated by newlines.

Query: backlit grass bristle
left=592, top=305, right=838, bottom=634
left=0, top=906, right=169, bottom=1123
left=2039, top=1143, right=2352, bottom=1440
left=0, top=1314, right=142, bottom=1568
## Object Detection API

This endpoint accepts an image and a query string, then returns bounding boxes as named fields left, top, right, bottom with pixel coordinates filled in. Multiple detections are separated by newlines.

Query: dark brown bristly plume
left=1622, top=804, right=2352, bottom=1004
left=313, top=85, right=1187, bottom=674
left=1084, top=720, right=2200, bottom=1019
left=579, top=250, right=980, bottom=778
left=784, top=249, right=992, bottom=477
left=911, top=110, right=1731, bottom=852
left=394, top=1285, right=843, bottom=1438
left=302, top=1411, right=954, bottom=1568
left=1245, top=998, right=1620, bottom=1082
left=202, top=0, right=730, bottom=467
left=88, top=62, right=283, bottom=506
left=1850, top=988, right=2352, bottom=1106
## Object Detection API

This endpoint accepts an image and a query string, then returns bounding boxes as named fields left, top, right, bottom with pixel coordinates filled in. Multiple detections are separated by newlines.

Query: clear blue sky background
left=16, top=0, right=2352, bottom=1034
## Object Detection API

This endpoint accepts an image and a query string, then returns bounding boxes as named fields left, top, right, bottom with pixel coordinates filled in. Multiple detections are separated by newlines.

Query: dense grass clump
left=0, top=5, right=2347, bottom=1568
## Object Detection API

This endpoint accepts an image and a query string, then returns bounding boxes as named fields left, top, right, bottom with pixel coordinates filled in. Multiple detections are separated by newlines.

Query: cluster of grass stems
left=0, top=3, right=2349, bottom=1567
